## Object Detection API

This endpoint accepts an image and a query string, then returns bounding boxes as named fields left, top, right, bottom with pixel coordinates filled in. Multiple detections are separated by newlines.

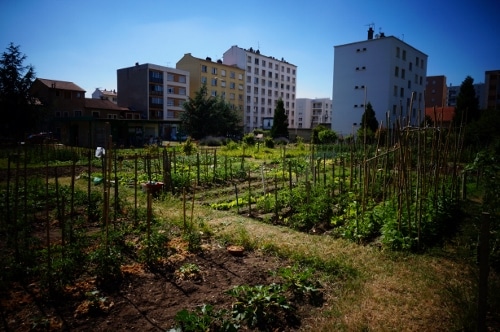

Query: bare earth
left=1, top=240, right=325, bottom=332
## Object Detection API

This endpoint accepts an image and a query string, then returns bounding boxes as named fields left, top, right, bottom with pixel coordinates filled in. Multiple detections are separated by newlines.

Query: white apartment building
left=223, top=45, right=297, bottom=133
left=332, top=28, right=428, bottom=137
left=295, top=98, right=332, bottom=129
left=117, top=63, right=190, bottom=140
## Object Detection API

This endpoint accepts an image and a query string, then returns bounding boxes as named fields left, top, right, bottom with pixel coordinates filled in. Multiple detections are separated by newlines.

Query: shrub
left=242, top=133, right=256, bottom=146
left=264, top=137, right=275, bottom=148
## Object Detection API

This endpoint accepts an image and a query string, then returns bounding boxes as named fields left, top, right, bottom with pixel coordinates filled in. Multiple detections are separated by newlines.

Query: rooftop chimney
left=368, top=27, right=374, bottom=40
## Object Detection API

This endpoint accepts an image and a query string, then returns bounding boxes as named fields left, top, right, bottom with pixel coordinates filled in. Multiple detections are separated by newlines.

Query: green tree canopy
left=0, top=42, right=37, bottom=138
left=454, top=76, right=480, bottom=126
left=318, top=129, right=338, bottom=144
left=180, top=84, right=242, bottom=140
left=311, top=124, right=338, bottom=144
left=360, top=102, right=378, bottom=133
left=270, top=98, right=289, bottom=138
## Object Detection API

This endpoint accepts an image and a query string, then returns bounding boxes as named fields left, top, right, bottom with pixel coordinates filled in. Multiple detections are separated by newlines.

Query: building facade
left=176, top=53, right=245, bottom=131
left=92, top=88, right=118, bottom=104
left=447, top=82, right=485, bottom=110
left=117, top=63, right=189, bottom=140
left=425, top=75, right=447, bottom=107
left=485, top=70, right=500, bottom=110
left=29, top=78, right=139, bottom=147
left=222, top=46, right=297, bottom=133
left=295, top=98, right=332, bottom=129
left=332, top=28, right=428, bottom=136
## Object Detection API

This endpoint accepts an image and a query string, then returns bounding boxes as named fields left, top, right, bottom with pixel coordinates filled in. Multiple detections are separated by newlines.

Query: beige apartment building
left=176, top=53, right=246, bottom=126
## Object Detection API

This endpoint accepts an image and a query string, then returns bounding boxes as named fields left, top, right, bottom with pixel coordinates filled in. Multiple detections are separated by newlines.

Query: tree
left=360, top=102, right=378, bottom=133
left=454, top=76, right=479, bottom=126
left=318, top=129, right=338, bottom=144
left=270, top=98, right=288, bottom=138
left=311, top=125, right=338, bottom=144
left=180, top=84, right=242, bottom=140
left=0, top=43, right=37, bottom=139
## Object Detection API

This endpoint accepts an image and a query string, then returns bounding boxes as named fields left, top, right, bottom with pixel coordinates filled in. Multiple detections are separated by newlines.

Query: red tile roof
left=36, top=78, right=86, bottom=92
left=84, top=98, right=129, bottom=111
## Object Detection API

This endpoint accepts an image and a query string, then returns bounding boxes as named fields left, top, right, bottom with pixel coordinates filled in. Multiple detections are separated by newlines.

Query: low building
left=425, top=106, right=455, bottom=128
left=92, top=88, right=118, bottom=104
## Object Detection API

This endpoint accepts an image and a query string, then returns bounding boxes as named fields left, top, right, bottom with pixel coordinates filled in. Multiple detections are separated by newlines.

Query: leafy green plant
left=88, top=244, right=123, bottom=289
left=183, top=230, right=202, bottom=253
left=275, top=264, right=320, bottom=301
left=170, top=304, right=237, bottom=332
left=226, top=283, right=293, bottom=330
left=176, top=263, right=202, bottom=281
left=138, top=229, right=170, bottom=266
left=182, top=137, right=197, bottom=156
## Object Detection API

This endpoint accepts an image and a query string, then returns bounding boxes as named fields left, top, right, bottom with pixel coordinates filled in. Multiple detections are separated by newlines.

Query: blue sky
left=1, top=0, right=499, bottom=99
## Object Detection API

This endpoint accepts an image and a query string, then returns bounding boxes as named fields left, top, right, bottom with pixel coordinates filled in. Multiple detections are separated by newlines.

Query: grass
left=165, top=198, right=496, bottom=331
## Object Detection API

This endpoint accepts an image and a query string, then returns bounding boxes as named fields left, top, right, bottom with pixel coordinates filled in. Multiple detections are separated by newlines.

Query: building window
left=408, top=80, right=411, bottom=89
left=167, top=73, right=174, bottom=81
left=221, top=80, right=226, bottom=87
left=396, top=47, right=400, bottom=58
left=394, top=85, right=398, bottom=96
left=230, top=93, right=235, bottom=100
left=239, top=84, right=243, bottom=90
left=92, top=111, right=99, bottom=118
left=74, top=110, right=82, bottom=117
left=230, top=71, right=236, bottom=79
left=201, top=76, right=207, bottom=84
left=230, top=82, right=236, bottom=89
left=254, top=58, right=259, bottom=65
left=211, top=78, right=217, bottom=86
left=409, top=62, right=413, bottom=71
left=400, top=87, right=404, bottom=97
left=108, top=114, right=117, bottom=119
left=401, top=69, right=406, bottom=79
left=179, top=87, right=186, bottom=95
left=221, top=69, right=226, bottom=77
left=238, top=73, right=243, bottom=80
left=211, top=67, right=217, bottom=75
left=402, top=50, right=407, bottom=61
left=211, top=90, right=217, bottom=97
left=201, top=65, right=207, bottom=72
left=247, top=56, right=251, bottom=63
left=395, top=66, right=399, bottom=77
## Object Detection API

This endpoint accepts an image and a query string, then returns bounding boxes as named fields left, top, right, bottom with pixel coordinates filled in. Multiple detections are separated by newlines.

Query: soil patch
left=1, top=242, right=325, bottom=331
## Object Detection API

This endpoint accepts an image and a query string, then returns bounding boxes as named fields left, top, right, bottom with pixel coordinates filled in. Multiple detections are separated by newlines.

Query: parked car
left=26, top=132, right=58, bottom=144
